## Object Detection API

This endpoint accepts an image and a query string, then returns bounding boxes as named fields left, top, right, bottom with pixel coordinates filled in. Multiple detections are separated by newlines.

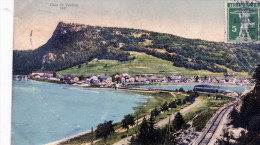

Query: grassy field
left=57, top=52, right=249, bottom=77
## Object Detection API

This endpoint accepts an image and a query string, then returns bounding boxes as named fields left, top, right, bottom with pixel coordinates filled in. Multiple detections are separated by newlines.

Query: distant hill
left=13, top=22, right=260, bottom=75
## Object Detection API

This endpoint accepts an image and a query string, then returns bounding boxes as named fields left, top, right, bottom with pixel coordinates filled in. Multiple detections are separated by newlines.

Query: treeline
left=130, top=111, right=186, bottom=145
left=151, top=91, right=197, bottom=117
left=220, top=65, right=260, bottom=144
left=121, top=44, right=227, bottom=73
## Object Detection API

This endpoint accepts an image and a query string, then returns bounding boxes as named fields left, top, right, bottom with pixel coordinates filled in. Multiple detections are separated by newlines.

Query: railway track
left=193, top=101, right=237, bottom=145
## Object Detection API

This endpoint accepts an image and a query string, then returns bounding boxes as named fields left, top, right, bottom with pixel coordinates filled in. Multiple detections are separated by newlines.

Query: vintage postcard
left=12, top=0, right=260, bottom=145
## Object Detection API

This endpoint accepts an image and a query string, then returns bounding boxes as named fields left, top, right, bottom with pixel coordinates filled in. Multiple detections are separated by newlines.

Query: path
left=114, top=98, right=201, bottom=145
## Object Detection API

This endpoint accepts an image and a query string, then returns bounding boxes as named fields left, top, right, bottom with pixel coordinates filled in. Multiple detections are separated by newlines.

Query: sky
left=14, top=0, right=226, bottom=50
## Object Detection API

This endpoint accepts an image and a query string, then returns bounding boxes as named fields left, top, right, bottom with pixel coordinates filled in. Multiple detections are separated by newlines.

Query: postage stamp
left=226, top=1, right=260, bottom=43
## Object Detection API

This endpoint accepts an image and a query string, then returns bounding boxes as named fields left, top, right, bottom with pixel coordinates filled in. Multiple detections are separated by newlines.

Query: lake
left=12, top=80, right=147, bottom=145
left=138, top=85, right=252, bottom=94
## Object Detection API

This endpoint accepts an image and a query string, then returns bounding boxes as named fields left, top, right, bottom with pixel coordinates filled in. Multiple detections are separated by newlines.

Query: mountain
left=13, top=22, right=260, bottom=75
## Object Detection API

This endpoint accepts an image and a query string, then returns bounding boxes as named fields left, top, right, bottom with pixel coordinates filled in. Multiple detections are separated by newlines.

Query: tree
left=172, top=112, right=185, bottom=131
left=182, top=99, right=187, bottom=105
left=121, top=114, right=135, bottom=137
left=151, top=107, right=160, bottom=118
left=169, top=101, right=177, bottom=109
left=112, top=75, right=116, bottom=82
left=177, top=99, right=182, bottom=106
left=161, top=101, right=168, bottom=112
left=129, top=135, right=138, bottom=145
left=179, top=87, right=184, bottom=92
left=148, top=113, right=156, bottom=143
left=136, top=117, right=150, bottom=144
left=253, top=64, right=260, bottom=93
left=195, top=76, right=200, bottom=82
left=95, top=120, right=114, bottom=142
left=79, top=75, right=84, bottom=81
left=230, top=108, right=239, bottom=127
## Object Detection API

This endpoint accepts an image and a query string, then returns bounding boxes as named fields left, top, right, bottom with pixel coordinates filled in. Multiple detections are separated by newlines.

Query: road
left=114, top=98, right=201, bottom=145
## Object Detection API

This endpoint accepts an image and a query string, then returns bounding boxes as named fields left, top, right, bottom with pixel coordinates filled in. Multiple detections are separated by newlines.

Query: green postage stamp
left=226, top=1, right=260, bottom=43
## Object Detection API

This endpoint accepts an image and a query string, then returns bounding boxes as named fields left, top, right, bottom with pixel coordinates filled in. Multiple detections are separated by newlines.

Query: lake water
left=138, top=85, right=252, bottom=94
left=12, top=80, right=147, bottom=145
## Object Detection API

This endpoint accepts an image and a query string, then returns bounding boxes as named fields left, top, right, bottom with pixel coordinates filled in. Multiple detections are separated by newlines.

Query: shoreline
left=129, top=82, right=254, bottom=87
left=27, top=78, right=254, bottom=88
left=20, top=79, right=252, bottom=145
left=46, top=129, right=93, bottom=145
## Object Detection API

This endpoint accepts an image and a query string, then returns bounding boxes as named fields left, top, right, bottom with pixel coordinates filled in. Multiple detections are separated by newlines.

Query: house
left=32, top=74, right=41, bottom=79
left=129, top=77, right=135, bottom=83
left=148, top=76, right=159, bottom=82
left=31, top=71, right=56, bottom=79
left=180, top=77, right=189, bottom=83
left=114, top=75, right=122, bottom=83
left=60, top=75, right=79, bottom=83
left=161, top=77, right=168, bottom=83
left=203, top=80, right=210, bottom=84
left=121, top=77, right=126, bottom=83
left=122, top=73, right=131, bottom=79
left=169, top=74, right=182, bottom=83
left=99, top=74, right=110, bottom=83
left=170, top=74, right=182, bottom=80
left=238, top=78, right=251, bottom=84
left=106, top=77, right=113, bottom=83
left=225, top=77, right=236, bottom=83
left=89, top=75, right=100, bottom=83
left=187, top=77, right=195, bottom=83
left=134, top=75, right=147, bottom=82
left=218, top=78, right=226, bottom=83
left=211, top=77, right=218, bottom=83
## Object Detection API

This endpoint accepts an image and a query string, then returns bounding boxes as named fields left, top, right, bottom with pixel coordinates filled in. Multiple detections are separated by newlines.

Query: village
left=12, top=71, right=253, bottom=87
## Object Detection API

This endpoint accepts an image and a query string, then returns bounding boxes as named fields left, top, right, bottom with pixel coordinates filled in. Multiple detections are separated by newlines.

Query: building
left=99, top=74, right=110, bottom=83
left=169, top=74, right=182, bottom=83
left=60, top=75, right=79, bottom=83
left=218, top=78, right=226, bottom=83
left=148, top=76, right=159, bottom=82
left=238, top=78, right=251, bottom=84
left=134, top=75, right=147, bottom=82
left=225, top=77, right=236, bottom=83
left=31, top=71, right=56, bottom=79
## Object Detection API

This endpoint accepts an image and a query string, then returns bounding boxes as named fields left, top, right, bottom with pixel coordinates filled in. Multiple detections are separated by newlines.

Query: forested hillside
left=218, top=65, right=260, bottom=144
left=13, top=22, right=260, bottom=75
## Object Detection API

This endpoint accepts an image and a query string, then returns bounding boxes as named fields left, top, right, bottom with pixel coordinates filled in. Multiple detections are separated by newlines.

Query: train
left=193, top=85, right=220, bottom=93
